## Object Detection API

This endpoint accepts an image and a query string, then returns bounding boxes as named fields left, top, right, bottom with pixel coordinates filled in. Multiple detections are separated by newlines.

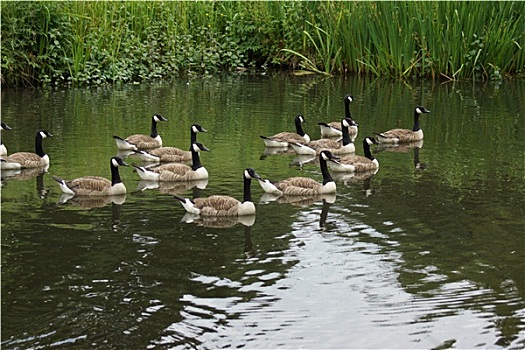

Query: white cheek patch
left=154, top=115, right=162, bottom=122
left=416, top=107, right=422, bottom=114
left=342, top=119, right=350, bottom=128
left=321, top=152, right=329, bottom=161
left=366, top=138, right=374, bottom=145
left=299, top=116, right=305, bottom=123
left=244, top=169, right=250, bottom=179
left=39, top=131, right=47, bottom=138
left=192, top=144, right=200, bottom=152
left=347, top=96, right=353, bottom=102
left=192, top=126, right=198, bottom=133
left=111, top=159, right=119, bottom=167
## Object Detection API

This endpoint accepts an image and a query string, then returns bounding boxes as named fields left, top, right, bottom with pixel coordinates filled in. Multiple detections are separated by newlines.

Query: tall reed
left=1, top=1, right=523, bottom=87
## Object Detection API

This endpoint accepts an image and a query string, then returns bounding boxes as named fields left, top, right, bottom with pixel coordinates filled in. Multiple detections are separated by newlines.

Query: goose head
left=153, top=114, right=168, bottom=123
left=191, top=124, right=207, bottom=134
left=244, top=168, right=261, bottom=180
left=111, top=156, right=129, bottom=168
left=37, top=130, right=53, bottom=139
left=192, top=142, right=210, bottom=153
left=364, top=136, right=378, bottom=146
left=415, top=106, right=431, bottom=115
left=319, top=150, right=340, bottom=164
left=342, top=117, right=358, bottom=128
left=1, top=122, right=12, bottom=131
left=344, top=94, right=354, bottom=103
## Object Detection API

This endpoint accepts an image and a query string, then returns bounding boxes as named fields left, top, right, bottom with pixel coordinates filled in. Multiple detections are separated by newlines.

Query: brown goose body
left=1, top=130, right=52, bottom=170
left=374, top=106, right=430, bottom=144
left=319, top=94, right=359, bottom=138
left=114, top=114, right=168, bottom=150
left=133, top=124, right=207, bottom=162
left=174, top=168, right=261, bottom=217
left=329, top=137, right=379, bottom=173
left=52, top=157, right=128, bottom=196
left=257, top=150, right=340, bottom=196
left=133, top=142, right=209, bottom=182
left=290, top=118, right=357, bottom=155
left=260, top=114, right=310, bottom=147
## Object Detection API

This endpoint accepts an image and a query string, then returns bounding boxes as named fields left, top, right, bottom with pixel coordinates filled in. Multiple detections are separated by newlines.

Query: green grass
left=1, top=1, right=523, bottom=87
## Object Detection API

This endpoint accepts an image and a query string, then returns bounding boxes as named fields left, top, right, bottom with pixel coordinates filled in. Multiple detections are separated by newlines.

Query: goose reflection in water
left=259, top=192, right=336, bottom=207
left=375, top=139, right=427, bottom=170
left=134, top=178, right=208, bottom=196
left=180, top=213, right=256, bottom=228
left=1, top=167, right=50, bottom=200
left=332, top=171, right=377, bottom=197
left=259, top=146, right=295, bottom=160
left=57, top=193, right=126, bottom=209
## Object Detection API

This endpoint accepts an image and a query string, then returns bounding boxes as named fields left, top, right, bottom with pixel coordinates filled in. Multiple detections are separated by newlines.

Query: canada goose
left=1, top=122, right=13, bottom=156
left=290, top=118, right=357, bottom=155
left=260, top=114, right=310, bottom=147
left=52, top=156, right=128, bottom=196
left=132, top=142, right=209, bottom=181
left=257, top=150, right=340, bottom=196
left=329, top=137, right=379, bottom=173
left=132, top=123, right=207, bottom=162
left=173, top=168, right=261, bottom=216
left=319, top=94, right=359, bottom=138
left=113, top=113, right=168, bottom=150
left=374, top=106, right=430, bottom=143
left=1, top=130, right=52, bottom=170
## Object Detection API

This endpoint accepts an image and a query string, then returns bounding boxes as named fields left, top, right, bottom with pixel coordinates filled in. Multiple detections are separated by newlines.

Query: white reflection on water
left=149, top=202, right=522, bottom=349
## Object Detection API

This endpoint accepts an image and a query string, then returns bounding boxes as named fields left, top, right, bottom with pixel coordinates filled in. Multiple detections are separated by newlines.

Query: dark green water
left=1, top=74, right=524, bottom=349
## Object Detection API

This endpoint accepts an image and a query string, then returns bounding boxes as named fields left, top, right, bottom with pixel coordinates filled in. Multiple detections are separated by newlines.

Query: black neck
left=191, top=148, right=203, bottom=171
left=110, top=162, right=123, bottom=186
left=294, top=118, right=306, bottom=137
left=341, top=121, right=352, bottom=146
left=344, top=99, right=352, bottom=119
left=35, top=133, right=45, bottom=157
left=413, top=111, right=420, bottom=132
left=319, top=155, right=334, bottom=185
left=190, top=129, right=197, bottom=145
left=243, top=175, right=252, bottom=203
left=363, top=139, right=375, bottom=160
left=150, top=118, right=159, bottom=138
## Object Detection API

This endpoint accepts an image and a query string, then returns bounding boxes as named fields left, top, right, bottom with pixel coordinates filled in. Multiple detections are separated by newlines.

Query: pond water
left=1, top=74, right=524, bottom=349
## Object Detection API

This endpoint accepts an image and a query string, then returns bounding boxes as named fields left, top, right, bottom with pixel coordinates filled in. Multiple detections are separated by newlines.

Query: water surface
left=1, top=74, right=524, bottom=349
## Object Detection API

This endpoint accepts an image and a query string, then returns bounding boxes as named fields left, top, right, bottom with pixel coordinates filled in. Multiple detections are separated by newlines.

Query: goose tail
left=173, top=195, right=200, bottom=214
left=52, top=175, right=75, bottom=195
left=113, top=135, right=138, bottom=150
left=131, top=164, right=158, bottom=181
